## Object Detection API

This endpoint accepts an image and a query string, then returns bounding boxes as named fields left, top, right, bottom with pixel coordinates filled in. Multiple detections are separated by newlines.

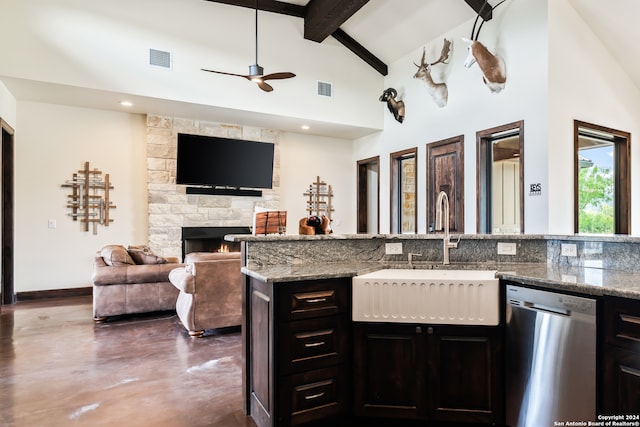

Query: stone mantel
left=146, top=115, right=281, bottom=260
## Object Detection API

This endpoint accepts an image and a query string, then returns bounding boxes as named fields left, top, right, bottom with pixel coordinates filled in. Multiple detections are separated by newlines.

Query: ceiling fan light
left=249, top=64, right=264, bottom=77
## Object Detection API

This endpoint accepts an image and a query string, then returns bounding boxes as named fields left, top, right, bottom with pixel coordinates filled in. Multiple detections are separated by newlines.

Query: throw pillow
left=100, top=245, right=135, bottom=266
left=127, top=246, right=167, bottom=265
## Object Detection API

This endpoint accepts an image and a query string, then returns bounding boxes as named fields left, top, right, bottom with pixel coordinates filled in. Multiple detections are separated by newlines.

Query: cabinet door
left=353, top=323, right=427, bottom=420
left=427, top=325, right=503, bottom=425
left=602, top=296, right=640, bottom=414
left=603, top=345, right=640, bottom=414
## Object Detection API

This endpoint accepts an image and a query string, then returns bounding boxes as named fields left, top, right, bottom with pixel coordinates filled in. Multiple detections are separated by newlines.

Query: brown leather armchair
left=168, top=252, right=243, bottom=337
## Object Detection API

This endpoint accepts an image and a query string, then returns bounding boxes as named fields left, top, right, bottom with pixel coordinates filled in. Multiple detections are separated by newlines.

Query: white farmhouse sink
left=352, top=269, right=499, bottom=326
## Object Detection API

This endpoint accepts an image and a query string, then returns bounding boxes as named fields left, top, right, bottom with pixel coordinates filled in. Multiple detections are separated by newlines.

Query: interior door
left=426, top=136, right=464, bottom=233
left=357, top=157, right=379, bottom=234
left=1, top=119, right=13, bottom=305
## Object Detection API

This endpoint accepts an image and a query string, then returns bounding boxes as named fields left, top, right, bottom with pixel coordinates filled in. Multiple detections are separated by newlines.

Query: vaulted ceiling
left=204, top=0, right=494, bottom=75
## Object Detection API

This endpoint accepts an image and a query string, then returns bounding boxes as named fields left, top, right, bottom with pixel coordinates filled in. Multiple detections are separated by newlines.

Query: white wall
left=353, top=0, right=549, bottom=234
left=15, top=102, right=148, bottom=291
left=547, top=0, right=640, bottom=235
left=279, top=132, right=355, bottom=235
left=0, top=0, right=383, bottom=131
left=0, top=80, right=17, bottom=128
left=13, top=102, right=356, bottom=292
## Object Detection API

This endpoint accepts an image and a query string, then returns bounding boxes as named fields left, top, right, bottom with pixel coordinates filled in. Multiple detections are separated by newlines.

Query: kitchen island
left=228, top=233, right=640, bottom=426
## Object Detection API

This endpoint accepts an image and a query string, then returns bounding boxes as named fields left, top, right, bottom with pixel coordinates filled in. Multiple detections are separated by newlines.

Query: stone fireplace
left=181, top=226, right=251, bottom=259
left=146, top=115, right=281, bottom=260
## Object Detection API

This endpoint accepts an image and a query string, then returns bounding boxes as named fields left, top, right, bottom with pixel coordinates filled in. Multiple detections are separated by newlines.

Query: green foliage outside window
left=578, top=165, right=614, bottom=234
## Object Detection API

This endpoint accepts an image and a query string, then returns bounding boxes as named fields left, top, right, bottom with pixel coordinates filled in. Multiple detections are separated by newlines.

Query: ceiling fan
left=201, top=0, right=295, bottom=92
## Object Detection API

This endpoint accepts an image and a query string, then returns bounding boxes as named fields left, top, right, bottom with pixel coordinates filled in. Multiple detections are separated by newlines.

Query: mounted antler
left=413, top=38, right=452, bottom=108
left=462, top=0, right=507, bottom=93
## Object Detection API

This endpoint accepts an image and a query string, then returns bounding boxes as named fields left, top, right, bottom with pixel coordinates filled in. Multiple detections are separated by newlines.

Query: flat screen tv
left=176, top=133, right=274, bottom=190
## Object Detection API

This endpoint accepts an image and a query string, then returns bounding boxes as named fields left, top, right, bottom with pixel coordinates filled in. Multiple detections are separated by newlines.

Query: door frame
left=356, top=156, right=380, bottom=234
left=1, top=118, right=14, bottom=305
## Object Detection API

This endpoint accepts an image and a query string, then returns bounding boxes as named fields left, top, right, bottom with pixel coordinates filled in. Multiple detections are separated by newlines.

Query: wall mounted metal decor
left=303, top=176, right=334, bottom=220
left=61, top=161, right=115, bottom=235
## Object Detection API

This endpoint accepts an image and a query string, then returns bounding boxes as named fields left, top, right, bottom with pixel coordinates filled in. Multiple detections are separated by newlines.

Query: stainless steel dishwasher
left=505, top=284, right=597, bottom=427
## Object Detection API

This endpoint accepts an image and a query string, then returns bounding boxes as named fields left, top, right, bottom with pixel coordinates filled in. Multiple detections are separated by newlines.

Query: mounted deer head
left=462, top=0, right=507, bottom=93
left=413, top=38, right=452, bottom=108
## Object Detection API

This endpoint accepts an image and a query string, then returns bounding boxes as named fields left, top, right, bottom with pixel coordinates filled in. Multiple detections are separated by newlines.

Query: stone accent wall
left=146, top=115, right=281, bottom=259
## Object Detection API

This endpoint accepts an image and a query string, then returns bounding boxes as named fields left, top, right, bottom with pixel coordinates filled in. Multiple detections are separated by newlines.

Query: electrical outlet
left=48, top=219, right=56, bottom=229
left=497, top=242, right=517, bottom=255
left=385, top=242, right=403, bottom=255
left=561, top=243, right=577, bottom=257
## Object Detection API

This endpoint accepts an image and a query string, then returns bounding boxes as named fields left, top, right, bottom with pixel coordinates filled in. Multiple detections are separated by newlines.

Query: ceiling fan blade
left=256, top=81, right=274, bottom=92
left=262, top=72, right=296, bottom=81
left=201, top=68, right=249, bottom=79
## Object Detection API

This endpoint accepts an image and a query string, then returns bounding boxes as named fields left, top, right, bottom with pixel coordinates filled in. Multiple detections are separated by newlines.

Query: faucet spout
left=435, top=191, right=458, bottom=265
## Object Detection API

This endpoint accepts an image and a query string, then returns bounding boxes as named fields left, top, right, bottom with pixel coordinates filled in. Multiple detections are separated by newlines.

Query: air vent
left=149, top=49, right=172, bottom=69
left=317, top=81, right=333, bottom=98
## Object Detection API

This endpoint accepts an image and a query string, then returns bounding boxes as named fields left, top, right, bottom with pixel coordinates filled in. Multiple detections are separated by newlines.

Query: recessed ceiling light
left=301, top=125, right=310, bottom=130
left=120, top=101, right=133, bottom=107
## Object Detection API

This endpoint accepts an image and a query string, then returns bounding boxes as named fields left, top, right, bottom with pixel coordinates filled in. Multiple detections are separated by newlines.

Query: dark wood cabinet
left=602, top=296, right=640, bottom=414
left=353, top=322, right=503, bottom=425
left=246, top=277, right=351, bottom=427
left=353, top=323, right=427, bottom=420
left=427, top=325, right=503, bottom=424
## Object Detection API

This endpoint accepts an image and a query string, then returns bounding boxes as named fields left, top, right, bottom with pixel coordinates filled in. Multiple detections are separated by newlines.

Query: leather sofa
left=168, top=252, right=243, bottom=337
left=91, top=245, right=183, bottom=321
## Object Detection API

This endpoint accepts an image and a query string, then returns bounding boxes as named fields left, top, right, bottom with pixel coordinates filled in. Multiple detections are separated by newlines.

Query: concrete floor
left=0, top=296, right=256, bottom=427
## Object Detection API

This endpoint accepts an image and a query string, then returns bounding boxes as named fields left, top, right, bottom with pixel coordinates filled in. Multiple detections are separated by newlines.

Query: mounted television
left=176, top=133, right=274, bottom=195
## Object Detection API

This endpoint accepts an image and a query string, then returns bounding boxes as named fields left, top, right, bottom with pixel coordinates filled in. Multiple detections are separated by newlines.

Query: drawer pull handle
left=305, top=392, right=325, bottom=400
left=304, top=341, right=325, bottom=348
left=306, top=298, right=327, bottom=303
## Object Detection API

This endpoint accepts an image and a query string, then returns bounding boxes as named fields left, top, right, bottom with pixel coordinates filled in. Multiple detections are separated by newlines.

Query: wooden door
left=427, top=136, right=464, bottom=233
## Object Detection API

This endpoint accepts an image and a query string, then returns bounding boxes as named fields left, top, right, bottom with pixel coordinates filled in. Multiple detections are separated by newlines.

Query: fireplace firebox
left=181, top=226, right=251, bottom=259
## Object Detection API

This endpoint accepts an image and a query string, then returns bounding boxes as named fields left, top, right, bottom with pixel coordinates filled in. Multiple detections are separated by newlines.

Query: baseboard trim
left=16, top=287, right=92, bottom=301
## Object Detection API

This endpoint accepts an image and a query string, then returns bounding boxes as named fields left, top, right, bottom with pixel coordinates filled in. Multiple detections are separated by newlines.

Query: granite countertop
left=242, top=261, right=640, bottom=300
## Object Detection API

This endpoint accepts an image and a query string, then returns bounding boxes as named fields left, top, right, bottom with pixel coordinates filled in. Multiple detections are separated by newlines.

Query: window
left=390, top=148, right=417, bottom=234
left=574, top=121, right=630, bottom=234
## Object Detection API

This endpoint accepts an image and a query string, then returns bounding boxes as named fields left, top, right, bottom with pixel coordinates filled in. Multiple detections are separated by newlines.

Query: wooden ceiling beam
left=303, top=0, right=369, bottom=42
left=203, top=0, right=305, bottom=18
left=203, top=0, right=387, bottom=75
left=331, top=28, right=387, bottom=76
left=463, top=0, right=493, bottom=21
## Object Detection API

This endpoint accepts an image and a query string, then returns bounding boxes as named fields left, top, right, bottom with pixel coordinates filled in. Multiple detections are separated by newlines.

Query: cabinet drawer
left=280, top=315, right=350, bottom=374
left=279, top=366, right=349, bottom=426
left=278, top=279, right=350, bottom=321
left=604, top=296, right=640, bottom=350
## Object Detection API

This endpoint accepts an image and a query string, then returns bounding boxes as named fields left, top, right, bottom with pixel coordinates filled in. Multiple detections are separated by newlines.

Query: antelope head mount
left=462, top=0, right=507, bottom=93
left=413, top=38, right=452, bottom=108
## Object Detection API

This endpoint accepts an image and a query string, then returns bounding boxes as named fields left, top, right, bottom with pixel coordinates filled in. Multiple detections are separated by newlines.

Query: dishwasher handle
left=524, top=301, right=570, bottom=316
left=508, top=298, right=571, bottom=317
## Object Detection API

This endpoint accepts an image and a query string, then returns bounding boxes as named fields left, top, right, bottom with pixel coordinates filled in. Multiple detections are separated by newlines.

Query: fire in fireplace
left=181, top=226, right=251, bottom=259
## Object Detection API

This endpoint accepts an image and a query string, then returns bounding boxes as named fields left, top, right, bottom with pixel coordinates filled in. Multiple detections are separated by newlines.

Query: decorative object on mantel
left=300, top=176, right=334, bottom=235
left=298, top=215, right=332, bottom=235
left=303, top=176, right=334, bottom=220
left=61, top=161, right=115, bottom=235
left=254, top=210, right=287, bottom=235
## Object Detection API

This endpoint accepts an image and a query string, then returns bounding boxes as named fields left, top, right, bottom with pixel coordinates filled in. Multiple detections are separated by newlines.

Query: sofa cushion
left=100, top=245, right=135, bottom=266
